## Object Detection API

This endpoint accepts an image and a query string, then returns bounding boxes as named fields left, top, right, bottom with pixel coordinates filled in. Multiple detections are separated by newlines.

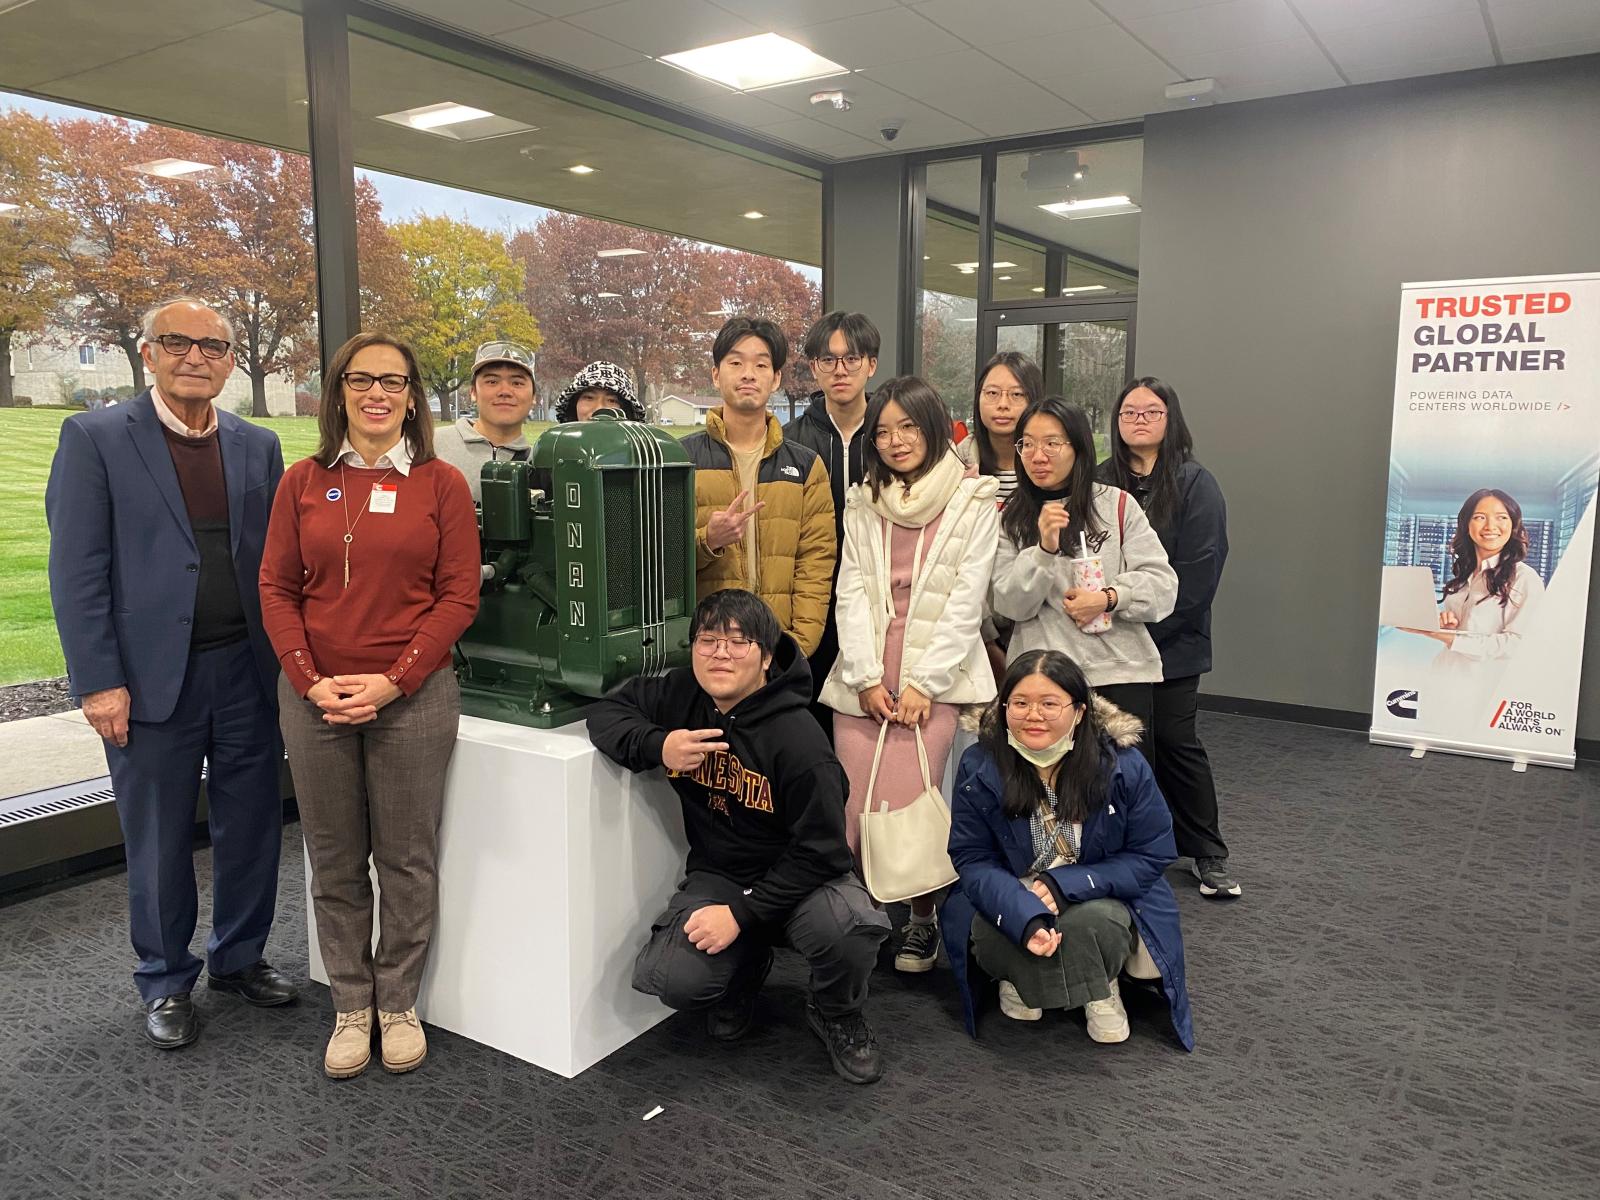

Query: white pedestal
left=305, top=715, right=688, bottom=1078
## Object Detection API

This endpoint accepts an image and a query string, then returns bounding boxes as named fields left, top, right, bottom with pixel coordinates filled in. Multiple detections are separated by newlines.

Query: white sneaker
left=997, top=980, right=1042, bottom=1022
left=1084, top=978, right=1130, bottom=1043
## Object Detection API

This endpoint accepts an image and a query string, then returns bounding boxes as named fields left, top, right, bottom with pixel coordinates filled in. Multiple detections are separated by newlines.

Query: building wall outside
left=1134, top=54, right=1600, bottom=735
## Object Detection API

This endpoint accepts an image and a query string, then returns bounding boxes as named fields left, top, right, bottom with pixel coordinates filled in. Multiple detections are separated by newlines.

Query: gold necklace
left=338, top=462, right=395, bottom=588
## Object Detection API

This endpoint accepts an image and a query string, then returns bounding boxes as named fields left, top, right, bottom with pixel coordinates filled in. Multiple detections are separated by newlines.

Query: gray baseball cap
left=472, top=340, right=536, bottom=378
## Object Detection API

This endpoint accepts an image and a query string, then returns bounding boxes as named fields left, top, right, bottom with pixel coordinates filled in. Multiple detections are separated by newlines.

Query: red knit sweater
left=260, top=456, right=480, bottom=698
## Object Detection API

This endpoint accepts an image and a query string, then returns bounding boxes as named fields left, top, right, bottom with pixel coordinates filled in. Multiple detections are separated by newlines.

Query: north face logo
left=780, top=465, right=800, bottom=478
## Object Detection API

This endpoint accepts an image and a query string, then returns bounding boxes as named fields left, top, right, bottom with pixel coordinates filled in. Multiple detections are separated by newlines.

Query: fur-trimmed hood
left=960, top=692, right=1145, bottom=742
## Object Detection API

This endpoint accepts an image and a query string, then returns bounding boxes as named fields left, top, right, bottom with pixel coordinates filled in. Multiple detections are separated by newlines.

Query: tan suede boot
left=378, top=1008, right=427, bottom=1073
left=324, top=1008, right=374, bottom=1079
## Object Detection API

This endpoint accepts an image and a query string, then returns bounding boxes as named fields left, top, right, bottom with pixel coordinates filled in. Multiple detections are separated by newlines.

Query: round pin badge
left=326, top=487, right=342, bottom=501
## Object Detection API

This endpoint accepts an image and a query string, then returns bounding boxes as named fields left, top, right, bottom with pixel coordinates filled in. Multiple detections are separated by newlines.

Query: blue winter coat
left=939, top=734, right=1195, bottom=1050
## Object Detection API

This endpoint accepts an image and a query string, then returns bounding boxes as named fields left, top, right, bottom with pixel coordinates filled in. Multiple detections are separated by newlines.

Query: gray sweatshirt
left=991, top=483, right=1178, bottom=685
left=433, top=416, right=531, bottom=502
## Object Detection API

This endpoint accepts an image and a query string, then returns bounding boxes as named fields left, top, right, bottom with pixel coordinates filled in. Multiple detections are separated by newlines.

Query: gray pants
left=279, top=669, right=461, bottom=1012
left=634, top=871, right=890, bottom=1020
left=971, top=897, right=1136, bottom=1011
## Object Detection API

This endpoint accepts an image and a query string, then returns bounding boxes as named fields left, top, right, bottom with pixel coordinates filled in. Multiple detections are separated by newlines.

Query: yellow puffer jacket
left=683, top=409, right=837, bottom=656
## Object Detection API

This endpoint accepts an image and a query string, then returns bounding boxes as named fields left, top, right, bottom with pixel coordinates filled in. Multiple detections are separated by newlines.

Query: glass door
left=980, top=300, right=1136, bottom=459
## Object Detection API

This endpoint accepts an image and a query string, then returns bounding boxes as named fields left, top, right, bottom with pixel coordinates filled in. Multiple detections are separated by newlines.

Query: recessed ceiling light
left=743, top=211, right=765, bottom=219
left=128, top=158, right=216, bottom=179
left=952, top=261, right=1017, bottom=271
left=922, top=255, right=930, bottom=261
left=376, top=102, right=537, bottom=142
left=1031, top=287, right=1045, bottom=293
left=1039, top=195, right=1140, bottom=220
left=1060, top=284, right=1108, bottom=294
left=596, top=248, right=646, bottom=258
left=597, top=292, right=622, bottom=298
left=568, top=164, right=596, bottom=175
left=660, top=33, right=850, bottom=92
left=998, top=275, right=1012, bottom=281
left=956, top=317, right=978, bottom=323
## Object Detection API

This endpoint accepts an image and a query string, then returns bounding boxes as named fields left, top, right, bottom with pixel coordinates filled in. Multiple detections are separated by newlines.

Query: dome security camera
left=878, top=119, right=905, bottom=143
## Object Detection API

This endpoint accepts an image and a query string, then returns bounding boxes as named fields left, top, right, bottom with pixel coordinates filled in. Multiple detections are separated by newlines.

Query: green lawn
left=0, top=410, right=678, bottom=686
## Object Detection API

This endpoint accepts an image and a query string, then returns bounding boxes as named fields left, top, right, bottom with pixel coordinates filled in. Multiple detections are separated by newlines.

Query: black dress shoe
left=145, top=994, right=199, bottom=1049
left=207, top=960, right=299, bottom=1007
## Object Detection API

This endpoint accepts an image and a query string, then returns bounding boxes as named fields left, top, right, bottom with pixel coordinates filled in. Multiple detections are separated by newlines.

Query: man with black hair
left=587, top=589, right=889, bottom=1085
left=683, top=316, right=835, bottom=657
left=784, top=311, right=880, bottom=730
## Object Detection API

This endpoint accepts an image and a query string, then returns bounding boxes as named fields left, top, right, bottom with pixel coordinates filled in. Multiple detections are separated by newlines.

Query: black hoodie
left=586, top=633, right=853, bottom=929
left=783, top=392, right=868, bottom=547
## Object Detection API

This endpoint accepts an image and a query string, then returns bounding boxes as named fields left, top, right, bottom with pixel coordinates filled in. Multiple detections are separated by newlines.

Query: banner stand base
left=1371, top=730, right=1573, bottom=771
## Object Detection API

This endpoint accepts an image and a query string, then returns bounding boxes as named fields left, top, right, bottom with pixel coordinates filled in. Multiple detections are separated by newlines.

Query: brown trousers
left=279, top=669, right=460, bottom=1012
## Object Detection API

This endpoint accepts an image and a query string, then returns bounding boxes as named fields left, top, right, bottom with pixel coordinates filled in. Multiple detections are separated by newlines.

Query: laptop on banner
left=1379, top=565, right=1441, bottom=630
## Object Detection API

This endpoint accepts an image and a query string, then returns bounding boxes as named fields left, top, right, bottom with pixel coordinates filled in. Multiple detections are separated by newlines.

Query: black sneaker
left=1193, top=856, right=1242, bottom=899
left=893, top=919, right=939, bottom=973
left=805, top=1003, right=883, bottom=1085
left=705, top=949, right=773, bottom=1043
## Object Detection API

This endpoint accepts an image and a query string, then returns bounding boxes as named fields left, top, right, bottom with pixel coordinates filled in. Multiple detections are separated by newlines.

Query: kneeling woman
left=941, top=650, right=1193, bottom=1048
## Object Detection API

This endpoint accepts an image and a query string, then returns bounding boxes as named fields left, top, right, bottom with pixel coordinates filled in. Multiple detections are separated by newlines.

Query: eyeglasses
left=1006, top=698, right=1070, bottom=719
left=1014, top=437, right=1070, bottom=457
left=812, top=354, right=865, bottom=373
left=152, top=333, right=231, bottom=360
left=981, top=387, right=1030, bottom=404
left=692, top=634, right=757, bottom=658
left=872, top=422, right=923, bottom=446
left=342, top=371, right=413, bottom=394
left=1119, top=407, right=1167, bottom=424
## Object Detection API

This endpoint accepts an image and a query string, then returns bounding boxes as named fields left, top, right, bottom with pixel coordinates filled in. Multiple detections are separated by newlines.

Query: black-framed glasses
left=1119, top=407, right=1167, bottom=424
left=812, top=353, right=865, bottom=373
left=692, top=634, right=757, bottom=658
left=342, top=371, right=412, bottom=394
left=152, top=333, right=231, bottom=360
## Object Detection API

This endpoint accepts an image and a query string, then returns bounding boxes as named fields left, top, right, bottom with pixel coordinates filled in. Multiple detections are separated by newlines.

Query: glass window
left=916, top=157, right=981, bottom=413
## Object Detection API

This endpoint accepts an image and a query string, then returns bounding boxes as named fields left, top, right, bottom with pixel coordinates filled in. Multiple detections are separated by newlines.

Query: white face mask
left=1007, top=722, right=1078, bottom=768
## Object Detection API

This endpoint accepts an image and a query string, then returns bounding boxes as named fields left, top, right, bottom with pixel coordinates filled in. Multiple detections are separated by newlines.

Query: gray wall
left=1134, top=55, right=1600, bottom=736
left=826, top=156, right=906, bottom=380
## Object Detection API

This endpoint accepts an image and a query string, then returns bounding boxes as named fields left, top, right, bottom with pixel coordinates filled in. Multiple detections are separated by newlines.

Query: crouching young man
left=587, top=589, right=890, bottom=1084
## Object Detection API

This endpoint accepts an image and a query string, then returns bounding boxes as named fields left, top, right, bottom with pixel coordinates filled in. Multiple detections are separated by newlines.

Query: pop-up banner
left=1371, top=272, right=1600, bottom=769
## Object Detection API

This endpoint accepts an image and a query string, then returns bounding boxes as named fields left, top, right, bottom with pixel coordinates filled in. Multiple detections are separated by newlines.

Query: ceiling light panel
left=596, top=248, right=647, bottom=257
left=128, top=158, right=216, bottom=179
left=1038, top=195, right=1141, bottom=219
left=660, top=33, right=850, bottom=92
left=376, top=102, right=538, bottom=143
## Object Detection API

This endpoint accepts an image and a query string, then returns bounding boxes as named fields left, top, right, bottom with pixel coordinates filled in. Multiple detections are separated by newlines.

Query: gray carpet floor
left=2, top=712, right=1597, bottom=1199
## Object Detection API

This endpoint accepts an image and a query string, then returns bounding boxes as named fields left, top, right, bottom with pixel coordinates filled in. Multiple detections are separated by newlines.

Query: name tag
left=369, top=483, right=398, bottom=514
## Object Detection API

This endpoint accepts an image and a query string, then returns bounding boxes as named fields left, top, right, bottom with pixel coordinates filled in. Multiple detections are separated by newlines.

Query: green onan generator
left=455, top=412, right=696, bottom=728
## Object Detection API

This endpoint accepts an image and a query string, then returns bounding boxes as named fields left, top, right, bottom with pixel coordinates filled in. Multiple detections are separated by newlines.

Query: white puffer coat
left=821, top=474, right=1001, bottom=712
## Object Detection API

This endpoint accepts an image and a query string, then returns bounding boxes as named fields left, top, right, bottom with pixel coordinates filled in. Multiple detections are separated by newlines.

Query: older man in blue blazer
left=46, top=297, right=297, bottom=1049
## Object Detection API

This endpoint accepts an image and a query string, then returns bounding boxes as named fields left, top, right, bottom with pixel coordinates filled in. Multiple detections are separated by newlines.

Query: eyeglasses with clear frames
left=1014, top=437, right=1070, bottom=457
left=812, top=354, right=865, bottom=373
left=980, top=387, right=1030, bottom=404
left=1119, top=406, right=1167, bottom=424
left=692, top=634, right=757, bottom=658
left=1006, top=698, right=1069, bottom=719
left=873, top=422, right=923, bottom=446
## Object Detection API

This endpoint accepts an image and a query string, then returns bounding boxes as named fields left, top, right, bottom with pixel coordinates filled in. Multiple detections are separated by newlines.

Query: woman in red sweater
left=260, top=333, right=480, bottom=1080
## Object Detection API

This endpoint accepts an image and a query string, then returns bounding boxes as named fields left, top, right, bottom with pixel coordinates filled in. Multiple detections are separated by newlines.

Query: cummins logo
left=1386, top=689, right=1419, bottom=719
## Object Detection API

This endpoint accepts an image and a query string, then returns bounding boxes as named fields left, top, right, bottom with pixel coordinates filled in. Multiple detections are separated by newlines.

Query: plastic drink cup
left=1070, top=554, right=1113, bottom=635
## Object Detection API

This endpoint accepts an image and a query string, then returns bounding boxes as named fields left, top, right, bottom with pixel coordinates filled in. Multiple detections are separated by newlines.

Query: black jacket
left=1095, top=458, right=1228, bottom=679
left=782, top=392, right=868, bottom=547
left=586, top=633, right=853, bottom=928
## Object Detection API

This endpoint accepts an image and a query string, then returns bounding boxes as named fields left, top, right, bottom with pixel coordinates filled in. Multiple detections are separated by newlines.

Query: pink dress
left=835, top=514, right=959, bottom=857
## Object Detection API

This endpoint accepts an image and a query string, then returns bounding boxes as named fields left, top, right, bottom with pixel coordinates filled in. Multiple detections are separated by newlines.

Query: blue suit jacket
left=45, top=391, right=285, bottom=724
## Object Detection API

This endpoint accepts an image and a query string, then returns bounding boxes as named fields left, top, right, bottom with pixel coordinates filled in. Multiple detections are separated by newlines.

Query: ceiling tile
left=714, top=0, right=899, bottom=23
left=988, top=24, right=1174, bottom=80
left=1215, top=76, right=1344, bottom=102
left=1046, top=62, right=1179, bottom=122
left=1094, top=0, right=1234, bottom=19
left=910, top=0, right=1109, bottom=45
left=784, top=8, right=967, bottom=69
left=756, top=116, right=884, bottom=155
left=1497, top=36, right=1600, bottom=63
left=1341, top=53, right=1499, bottom=85
left=496, top=20, right=647, bottom=70
left=1123, top=0, right=1307, bottom=61
left=863, top=50, right=1091, bottom=136
left=1291, top=0, right=1480, bottom=34
left=748, top=78, right=990, bottom=150
left=374, top=0, right=552, bottom=37
left=516, top=0, right=628, bottom=15
left=1172, top=34, right=1343, bottom=91
left=566, top=0, right=758, bottom=57
left=1316, top=7, right=1494, bottom=72
left=1486, top=0, right=1600, bottom=50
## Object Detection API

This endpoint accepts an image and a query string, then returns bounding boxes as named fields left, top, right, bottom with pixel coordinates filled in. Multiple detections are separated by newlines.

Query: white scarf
left=863, top=446, right=965, bottom=529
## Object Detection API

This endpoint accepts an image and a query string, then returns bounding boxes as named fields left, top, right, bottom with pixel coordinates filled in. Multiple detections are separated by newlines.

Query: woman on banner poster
left=1404, top=488, right=1545, bottom=680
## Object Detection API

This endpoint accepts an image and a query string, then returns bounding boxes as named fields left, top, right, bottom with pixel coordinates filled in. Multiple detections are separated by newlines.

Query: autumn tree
left=394, top=215, right=540, bottom=419
left=355, top=176, right=421, bottom=336
left=0, top=111, right=73, bottom=408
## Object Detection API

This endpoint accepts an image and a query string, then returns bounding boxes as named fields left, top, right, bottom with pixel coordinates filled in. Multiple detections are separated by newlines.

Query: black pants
left=806, top=615, right=840, bottom=746
left=1094, top=682, right=1154, bottom=730
left=1146, top=675, right=1228, bottom=860
left=633, top=871, right=889, bottom=1020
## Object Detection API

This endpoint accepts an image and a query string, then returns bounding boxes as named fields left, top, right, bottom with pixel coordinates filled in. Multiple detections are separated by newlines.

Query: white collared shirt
left=336, top=436, right=412, bottom=476
left=151, top=385, right=218, bottom=438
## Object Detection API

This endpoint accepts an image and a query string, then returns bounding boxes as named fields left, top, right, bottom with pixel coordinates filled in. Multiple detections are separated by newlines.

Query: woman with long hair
left=954, top=350, right=1044, bottom=509
left=821, top=376, right=1000, bottom=973
left=940, top=651, right=1192, bottom=1047
left=1097, top=377, right=1239, bottom=900
left=991, top=397, right=1176, bottom=729
left=1414, top=488, right=1544, bottom=667
left=260, top=333, right=481, bottom=1079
